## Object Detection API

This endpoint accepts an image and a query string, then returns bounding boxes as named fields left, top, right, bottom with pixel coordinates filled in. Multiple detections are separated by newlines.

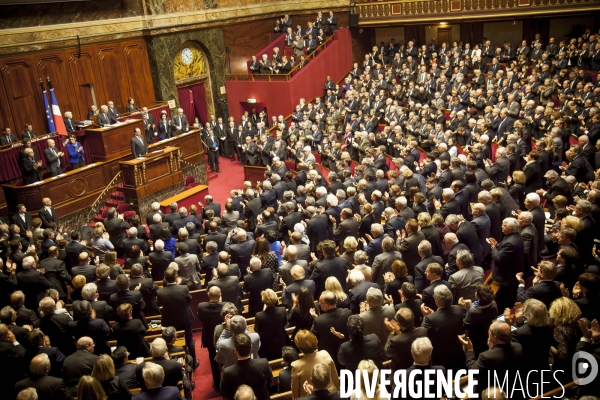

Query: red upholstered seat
left=185, top=175, right=195, bottom=186
left=116, top=203, right=136, bottom=219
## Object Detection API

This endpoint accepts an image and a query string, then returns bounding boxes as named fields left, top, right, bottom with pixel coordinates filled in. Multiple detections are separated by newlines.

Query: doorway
left=177, top=83, right=209, bottom=126
left=437, top=27, right=452, bottom=46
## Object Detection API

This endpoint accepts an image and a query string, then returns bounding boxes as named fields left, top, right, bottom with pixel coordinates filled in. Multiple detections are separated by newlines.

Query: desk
left=85, top=119, right=144, bottom=162
left=2, top=129, right=204, bottom=221
left=159, top=184, right=209, bottom=214
left=119, top=146, right=183, bottom=202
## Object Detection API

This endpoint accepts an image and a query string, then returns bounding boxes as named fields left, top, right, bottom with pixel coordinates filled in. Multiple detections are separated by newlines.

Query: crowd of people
left=2, top=23, right=600, bottom=400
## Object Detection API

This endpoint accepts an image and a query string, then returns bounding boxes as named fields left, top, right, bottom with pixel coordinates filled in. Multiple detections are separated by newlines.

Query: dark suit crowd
left=4, top=27, right=600, bottom=400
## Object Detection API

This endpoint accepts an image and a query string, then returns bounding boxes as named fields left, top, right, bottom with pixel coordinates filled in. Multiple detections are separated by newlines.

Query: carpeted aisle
left=193, top=331, right=222, bottom=400
left=205, top=154, right=246, bottom=206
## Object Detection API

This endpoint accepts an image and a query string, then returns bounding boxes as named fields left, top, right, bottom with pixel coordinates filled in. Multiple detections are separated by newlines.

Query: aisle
left=206, top=155, right=246, bottom=206
left=192, top=332, right=222, bottom=400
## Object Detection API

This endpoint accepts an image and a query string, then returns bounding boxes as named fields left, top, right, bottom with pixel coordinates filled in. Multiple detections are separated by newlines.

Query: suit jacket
left=306, top=214, right=329, bottom=252
left=310, top=307, right=352, bottom=362
left=157, top=283, right=194, bottom=329
left=225, top=237, right=255, bottom=271
left=221, top=358, right=273, bottom=400
left=291, top=351, right=339, bottom=398
left=71, top=264, right=96, bottom=283
left=21, top=156, right=42, bottom=184
left=110, top=290, right=146, bottom=324
left=0, top=341, right=27, bottom=399
left=465, top=342, right=523, bottom=393
left=131, top=135, right=147, bottom=158
left=397, top=232, right=426, bottom=276
left=207, top=276, right=242, bottom=310
left=372, top=250, right=402, bottom=288
left=359, top=305, right=396, bottom=354
left=97, top=112, right=116, bottom=126
left=244, top=269, right=274, bottom=315
left=255, top=306, right=289, bottom=360
left=15, top=375, right=72, bottom=400
left=421, top=279, right=452, bottom=310
left=203, top=231, right=227, bottom=252
left=44, top=147, right=63, bottom=174
left=511, top=322, right=554, bottom=371
left=456, top=221, right=483, bottom=265
left=11, top=212, right=33, bottom=232
left=63, top=350, right=98, bottom=393
left=104, top=217, right=130, bottom=249
left=39, top=206, right=58, bottom=228
left=448, top=266, right=484, bottom=301
left=422, top=305, right=466, bottom=370
left=17, top=269, right=53, bottom=310
left=491, top=232, right=524, bottom=286
left=197, top=301, right=224, bottom=347
left=348, top=280, right=380, bottom=314
left=384, top=326, right=428, bottom=371
left=149, top=222, right=169, bottom=241
left=338, top=332, right=383, bottom=373
left=132, top=386, right=182, bottom=400
left=516, top=280, right=561, bottom=309
left=135, top=357, right=184, bottom=390
left=283, top=278, right=316, bottom=307
left=310, top=256, right=349, bottom=296
left=112, top=318, right=149, bottom=358
left=130, top=276, right=160, bottom=316
left=96, top=277, right=117, bottom=302
left=171, top=114, right=189, bottom=135
left=39, top=257, right=71, bottom=299
left=148, top=250, right=173, bottom=281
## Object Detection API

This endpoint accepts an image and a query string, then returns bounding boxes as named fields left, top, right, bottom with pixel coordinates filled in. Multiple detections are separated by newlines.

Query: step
left=208, top=172, right=219, bottom=181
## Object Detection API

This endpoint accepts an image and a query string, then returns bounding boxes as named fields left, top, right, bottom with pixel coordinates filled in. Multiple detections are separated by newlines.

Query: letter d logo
left=572, top=351, right=599, bottom=386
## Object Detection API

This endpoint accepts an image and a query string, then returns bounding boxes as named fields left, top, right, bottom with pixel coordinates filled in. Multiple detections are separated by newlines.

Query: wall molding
left=0, top=0, right=349, bottom=55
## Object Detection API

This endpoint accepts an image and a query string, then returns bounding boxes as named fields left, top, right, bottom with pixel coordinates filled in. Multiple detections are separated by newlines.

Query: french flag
left=48, top=79, right=67, bottom=136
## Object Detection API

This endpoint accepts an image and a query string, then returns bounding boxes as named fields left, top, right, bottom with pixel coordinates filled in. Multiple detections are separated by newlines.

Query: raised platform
left=159, top=184, right=210, bottom=214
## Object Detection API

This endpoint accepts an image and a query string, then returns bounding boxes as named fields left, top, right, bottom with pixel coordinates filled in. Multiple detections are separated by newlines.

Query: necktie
left=52, top=148, right=60, bottom=167
left=179, top=116, right=182, bottom=127
left=138, top=136, right=144, bottom=145
left=7, top=136, right=11, bottom=144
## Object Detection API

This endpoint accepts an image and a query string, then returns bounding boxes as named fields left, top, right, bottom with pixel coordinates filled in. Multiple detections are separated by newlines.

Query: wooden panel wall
left=0, top=38, right=155, bottom=139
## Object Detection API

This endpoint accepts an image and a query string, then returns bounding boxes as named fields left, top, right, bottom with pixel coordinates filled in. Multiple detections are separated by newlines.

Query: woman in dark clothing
left=384, top=260, right=413, bottom=306
left=91, top=354, right=132, bottom=400
left=507, top=170, right=526, bottom=210
left=255, top=289, right=291, bottom=360
left=412, top=192, right=428, bottom=215
left=418, top=213, right=443, bottom=258
left=287, top=286, right=319, bottom=347
left=357, top=203, right=375, bottom=239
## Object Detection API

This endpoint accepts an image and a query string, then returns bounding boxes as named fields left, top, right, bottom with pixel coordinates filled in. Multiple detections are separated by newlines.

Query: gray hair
left=154, top=239, right=164, bottom=251
left=366, top=287, right=383, bottom=307
left=81, top=283, right=98, bottom=301
left=347, top=270, right=365, bottom=286
left=503, top=217, right=519, bottom=232
left=433, top=285, right=453, bottom=307
left=128, top=227, right=138, bottom=237
left=22, top=256, right=35, bottom=270
left=478, top=191, right=491, bottom=201
left=151, top=202, right=160, bottom=211
left=336, top=189, right=346, bottom=199
left=178, top=227, right=189, bottom=239
left=326, top=194, right=338, bottom=207
left=262, top=181, right=272, bottom=190
left=229, top=315, right=248, bottom=334
left=442, top=188, right=455, bottom=199
left=150, top=338, right=168, bottom=357
left=445, top=214, right=460, bottom=226
left=456, top=250, right=474, bottom=268
left=417, top=240, right=432, bottom=256
left=249, top=257, right=262, bottom=271
left=525, top=193, right=540, bottom=206
left=371, top=223, right=384, bottom=236
left=206, top=241, right=218, bottom=252
left=519, top=211, right=533, bottom=224
left=444, top=232, right=458, bottom=245
left=142, top=362, right=165, bottom=389
left=411, top=337, right=433, bottom=358
left=395, top=196, right=407, bottom=207
left=153, top=214, right=162, bottom=223
left=178, top=207, right=188, bottom=217
left=354, top=250, right=368, bottom=265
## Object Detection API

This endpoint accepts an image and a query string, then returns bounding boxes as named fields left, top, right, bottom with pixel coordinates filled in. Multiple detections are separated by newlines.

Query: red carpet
left=193, top=331, right=222, bottom=400
left=193, top=155, right=245, bottom=400
left=206, top=154, right=246, bottom=206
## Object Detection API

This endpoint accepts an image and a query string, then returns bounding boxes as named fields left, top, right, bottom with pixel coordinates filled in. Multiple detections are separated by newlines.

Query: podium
left=85, top=119, right=145, bottom=162
left=119, top=146, right=183, bottom=203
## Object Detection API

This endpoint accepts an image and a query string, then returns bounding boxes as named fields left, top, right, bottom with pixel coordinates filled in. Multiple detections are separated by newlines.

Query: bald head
left=208, top=286, right=222, bottom=300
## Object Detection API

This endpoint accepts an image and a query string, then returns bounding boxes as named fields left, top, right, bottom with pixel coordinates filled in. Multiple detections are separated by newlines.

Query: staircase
left=92, top=184, right=126, bottom=224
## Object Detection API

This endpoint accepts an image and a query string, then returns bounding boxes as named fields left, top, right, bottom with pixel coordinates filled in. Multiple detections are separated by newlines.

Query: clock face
left=181, top=48, right=194, bottom=65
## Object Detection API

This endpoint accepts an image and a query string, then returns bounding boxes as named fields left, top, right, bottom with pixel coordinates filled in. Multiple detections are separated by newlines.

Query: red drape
left=0, top=136, right=70, bottom=182
left=177, top=87, right=196, bottom=125
left=189, top=83, right=208, bottom=125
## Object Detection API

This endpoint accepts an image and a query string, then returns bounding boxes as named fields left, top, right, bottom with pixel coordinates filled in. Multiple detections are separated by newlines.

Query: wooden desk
left=85, top=119, right=144, bottom=162
left=119, top=146, right=183, bottom=202
left=2, top=130, right=204, bottom=222
left=243, top=165, right=268, bottom=183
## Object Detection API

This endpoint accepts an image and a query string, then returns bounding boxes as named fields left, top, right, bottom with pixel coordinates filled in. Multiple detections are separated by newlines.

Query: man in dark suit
left=279, top=202, right=303, bottom=243
left=243, top=257, right=274, bottom=315
left=220, top=333, right=273, bottom=400
left=225, top=229, right=255, bottom=274
left=21, top=147, right=43, bottom=184
left=516, top=261, right=561, bottom=308
left=15, top=353, right=71, bottom=400
left=537, top=170, right=572, bottom=216
left=421, top=285, right=466, bottom=371
left=202, top=195, right=221, bottom=219
left=149, top=214, right=170, bottom=242
left=485, top=147, right=510, bottom=184
left=171, top=109, right=190, bottom=136
left=43, top=138, right=64, bottom=177
left=282, top=265, right=316, bottom=308
left=123, top=226, right=149, bottom=258
left=447, top=215, right=483, bottom=266
left=461, top=321, right=523, bottom=394
left=208, top=264, right=242, bottom=310
left=310, top=240, right=348, bottom=297
left=0, top=323, right=27, bottom=400
left=347, top=270, right=379, bottom=314
left=384, top=307, right=428, bottom=372
left=39, top=246, right=71, bottom=301
left=420, top=263, right=452, bottom=311
left=71, top=252, right=96, bottom=283
left=135, top=338, right=188, bottom=391
left=311, top=291, right=352, bottom=368
left=39, top=197, right=58, bottom=229
left=0, top=127, right=18, bottom=145
left=11, top=204, right=33, bottom=232
left=331, top=208, right=359, bottom=248
left=371, top=237, right=402, bottom=288
left=129, top=264, right=160, bottom=316
left=64, top=230, right=90, bottom=272
left=414, top=241, right=444, bottom=293
left=104, top=207, right=130, bottom=257
left=145, top=202, right=164, bottom=226
left=134, top=361, right=184, bottom=400
left=10, top=291, right=39, bottom=327
left=405, top=336, right=447, bottom=395
left=131, top=127, right=148, bottom=158
left=148, top=240, right=173, bottom=281
left=16, top=256, right=52, bottom=310
left=94, top=264, right=117, bottom=302
left=397, top=220, right=426, bottom=276
left=197, top=286, right=225, bottom=389
left=35, top=297, right=77, bottom=356
left=203, top=221, right=227, bottom=252
left=97, top=105, right=117, bottom=126
left=490, top=217, right=524, bottom=311
left=110, top=274, right=147, bottom=327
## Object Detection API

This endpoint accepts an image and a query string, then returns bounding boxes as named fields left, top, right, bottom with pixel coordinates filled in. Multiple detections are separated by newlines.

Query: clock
left=181, top=47, right=193, bottom=65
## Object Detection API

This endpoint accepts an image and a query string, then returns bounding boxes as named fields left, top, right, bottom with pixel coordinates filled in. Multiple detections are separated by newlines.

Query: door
left=438, top=27, right=452, bottom=46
